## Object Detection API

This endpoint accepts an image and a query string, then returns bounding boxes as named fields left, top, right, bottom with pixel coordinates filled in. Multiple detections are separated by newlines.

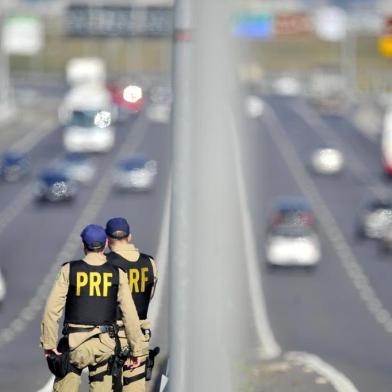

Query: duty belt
left=62, top=324, right=125, bottom=336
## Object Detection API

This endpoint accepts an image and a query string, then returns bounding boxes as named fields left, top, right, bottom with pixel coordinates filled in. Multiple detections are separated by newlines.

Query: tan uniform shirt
left=40, top=253, right=146, bottom=356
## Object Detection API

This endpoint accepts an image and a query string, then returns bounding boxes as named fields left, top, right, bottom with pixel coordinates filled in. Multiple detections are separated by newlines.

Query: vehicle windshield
left=69, top=110, right=99, bottom=128
left=270, top=224, right=314, bottom=238
left=119, top=158, right=147, bottom=171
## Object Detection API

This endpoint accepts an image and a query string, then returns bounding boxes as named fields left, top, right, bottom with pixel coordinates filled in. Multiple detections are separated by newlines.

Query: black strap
left=66, top=326, right=96, bottom=334
left=123, top=372, right=146, bottom=386
left=89, top=371, right=106, bottom=383
left=70, top=365, right=83, bottom=376
left=89, top=358, right=110, bottom=372
left=63, top=325, right=125, bottom=335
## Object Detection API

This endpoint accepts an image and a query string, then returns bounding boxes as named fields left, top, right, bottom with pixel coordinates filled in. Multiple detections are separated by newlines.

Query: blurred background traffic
left=1, top=0, right=392, bottom=391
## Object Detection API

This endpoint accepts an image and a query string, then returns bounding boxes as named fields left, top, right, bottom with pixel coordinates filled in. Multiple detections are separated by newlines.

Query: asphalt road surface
left=244, top=95, right=392, bottom=392
left=0, top=84, right=391, bottom=392
left=0, top=86, right=172, bottom=391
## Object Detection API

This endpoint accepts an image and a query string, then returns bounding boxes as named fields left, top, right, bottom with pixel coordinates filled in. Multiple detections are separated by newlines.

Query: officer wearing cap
left=105, top=217, right=158, bottom=392
left=40, top=224, right=147, bottom=392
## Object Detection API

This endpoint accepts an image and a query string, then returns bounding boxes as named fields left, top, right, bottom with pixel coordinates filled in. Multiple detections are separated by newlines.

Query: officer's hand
left=44, top=349, right=61, bottom=357
left=125, top=356, right=141, bottom=370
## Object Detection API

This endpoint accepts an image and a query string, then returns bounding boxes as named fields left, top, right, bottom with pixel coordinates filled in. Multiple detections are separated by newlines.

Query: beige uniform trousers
left=53, top=333, right=115, bottom=392
left=120, top=334, right=149, bottom=392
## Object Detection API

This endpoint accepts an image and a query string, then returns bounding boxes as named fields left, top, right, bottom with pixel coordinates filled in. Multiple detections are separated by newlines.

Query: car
left=310, top=146, right=344, bottom=175
left=107, top=82, right=145, bottom=114
left=113, top=155, right=157, bottom=191
left=60, top=84, right=116, bottom=153
left=379, top=224, right=392, bottom=253
left=266, top=223, right=321, bottom=268
left=54, top=153, right=96, bottom=184
left=268, top=197, right=316, bottom=229
left=0, top=151, right=30, bottom=182
left=146, top=84, right=172, bottom=124
left=0, top=266, right=6, bottom=304
left=272, top=75, right=302, bottom=96
left=245, top=95, right=264, bottom=119
left=146, top=103, right=171, bottom=124
left=35, top=170, right=77, bottom=202
left=356, top=199, right=392, bottom=240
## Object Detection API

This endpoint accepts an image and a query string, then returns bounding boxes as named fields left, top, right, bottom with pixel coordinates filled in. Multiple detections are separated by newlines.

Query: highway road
left=244, top=95, right=392, bottom=392
left=0, top=87, right=172, bottom=391
left=0, top=83, right=391, bottom=391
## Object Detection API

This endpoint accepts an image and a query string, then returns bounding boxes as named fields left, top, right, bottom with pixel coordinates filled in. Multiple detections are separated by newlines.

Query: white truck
left=59, top=84, right=115, bottom=153
left=66, top=57, right=106, bottom=87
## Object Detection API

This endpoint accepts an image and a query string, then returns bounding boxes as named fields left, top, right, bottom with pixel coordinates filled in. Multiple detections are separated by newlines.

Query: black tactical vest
left=64, top=260, right=119, bottom=325
left=107, top=251, right=154, bottom=320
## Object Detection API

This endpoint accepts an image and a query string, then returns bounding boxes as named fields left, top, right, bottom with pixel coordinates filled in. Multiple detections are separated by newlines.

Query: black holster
left=46, top=337, right=82, bottom=379
left=106, top=325, right=126, bottom=392
left=146, top=347, right=160, bottom=381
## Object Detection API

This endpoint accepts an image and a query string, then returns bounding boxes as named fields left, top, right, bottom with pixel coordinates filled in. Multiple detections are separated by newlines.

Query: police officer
left=40, top=224, right=147, bottom=392
left=105, top=217, right=158, bottom=392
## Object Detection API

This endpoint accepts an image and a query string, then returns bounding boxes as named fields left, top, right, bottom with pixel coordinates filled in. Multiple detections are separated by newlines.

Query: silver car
left=113, top=155, right=157, bottom=191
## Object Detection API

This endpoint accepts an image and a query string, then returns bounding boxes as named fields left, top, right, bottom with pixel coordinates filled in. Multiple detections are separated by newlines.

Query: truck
left=66, top=57, right=106, bottom=87
left=59, top=83, right=115, bottom=153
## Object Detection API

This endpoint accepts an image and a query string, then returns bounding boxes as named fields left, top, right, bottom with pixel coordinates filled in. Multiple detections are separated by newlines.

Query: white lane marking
left=160, top=375, right=169, bottom=392
left=0, top=118, right=59, bottom=238
left=148, top=178, right=171, bottom=327
left=229, top=115, right=281, bottom=359
left=10, top=118, right=57, bottom=154
left=0, top=113, right=151, bottom=350
left=263, top=103, right=392, bottom=334
left=0, top=186, right=34, bottom=236
left=232, top=112, right=359, bottom=391
left=231, top=110, right=359, bottom=392
left=36, top=375, right=55, bottom=392
left=290, top=100, right=387, bottom=199
left=286, top=352, right=359, bottom=392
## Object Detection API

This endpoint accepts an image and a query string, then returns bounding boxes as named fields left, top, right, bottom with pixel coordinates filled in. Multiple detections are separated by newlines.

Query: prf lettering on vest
left=76, top=272, right=113, bottom=296
left=128, top=267, right=149, bottom=293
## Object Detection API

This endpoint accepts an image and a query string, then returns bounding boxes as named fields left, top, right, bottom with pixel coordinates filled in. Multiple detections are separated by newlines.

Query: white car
left=146, top=103, right=171, bottom=124
left=113, top=155, right=157, bottom=191
left=272, top=76, right=302, bottom=96
left=54, top=153, right=96, bottom=184
left=310, top=147, right=344, bottom=175
left=245, top=95, right=264, bottom=118
left=266, top=225, right=321, bottom=267
left=0, top=267, right=6, bottom=303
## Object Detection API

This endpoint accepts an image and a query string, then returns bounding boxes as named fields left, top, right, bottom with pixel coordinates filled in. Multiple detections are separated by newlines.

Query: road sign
left=2, top=16, right=44, bottom=55
left=313, top=6, right=347, bottom=42
left=233, top=12, right=273, bottom=39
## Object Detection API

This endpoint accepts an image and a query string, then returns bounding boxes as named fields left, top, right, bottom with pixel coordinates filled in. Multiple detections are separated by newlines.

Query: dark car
left=113, top=155, right=157, bottom=191
left=356, top=199, right=392, bottom=240
left=35, top=170, right=77, bottom=202
left=268, top=197, right=316, bottom=229
left=0, top=151, right=30, bottom=182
